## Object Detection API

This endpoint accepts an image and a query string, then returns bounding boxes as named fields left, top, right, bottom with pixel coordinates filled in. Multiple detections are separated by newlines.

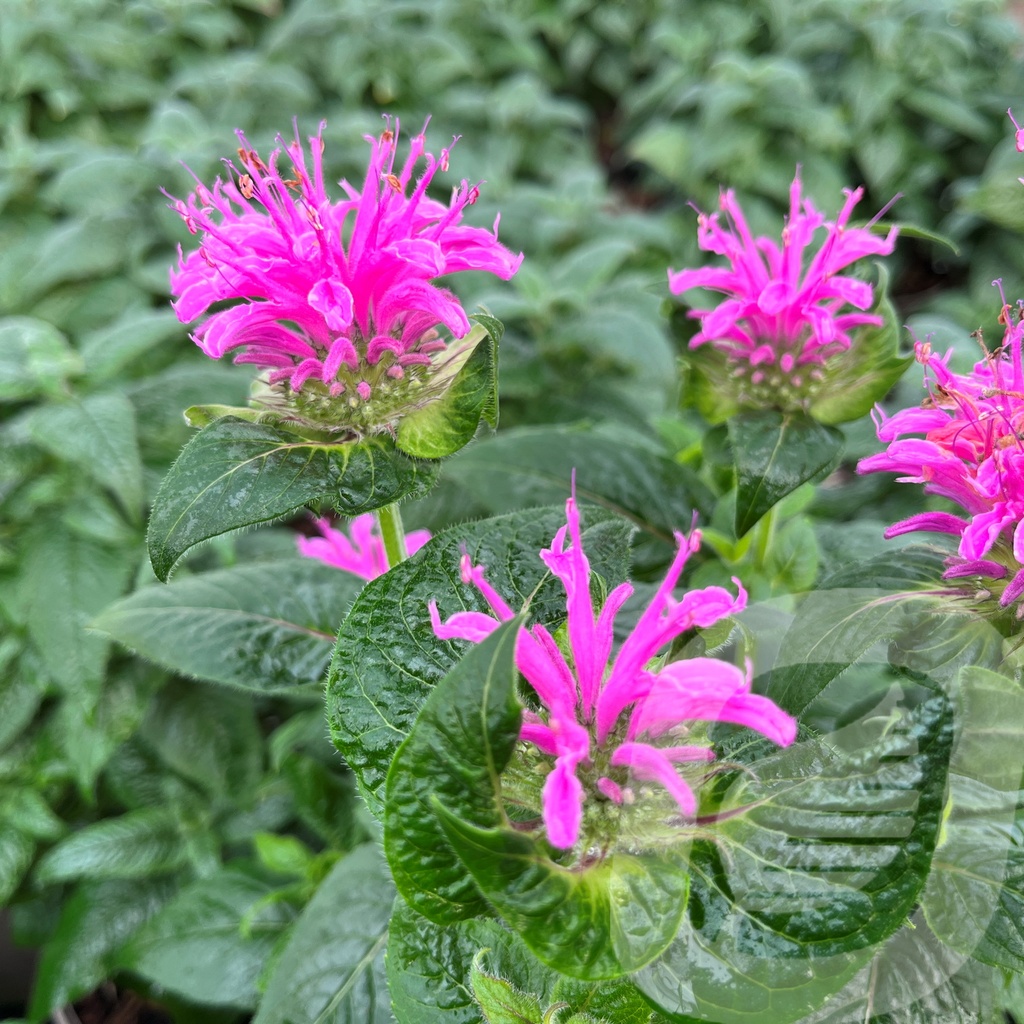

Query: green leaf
left=765, top=548, right=999, bottom=718
left=138, top=680, right=263, bottom=801
left=94, top=558, right=363, bottom=694
left=253, top=844, right=395, bottom=1024
left=0, top=828, right=34, bottom=905
left=327, top=507, right=633, bottom=818
left=0, top=787, right=65, bottom=841
left=0, top=670, right=43, bottom=754
left=384, top=618, right=522, bottom=923
left=636, top=693, right=955, bottom=1023
left=34, top=809, right=190, bottom=885
left=147, top=417, right=437, bottom=580
left=442, top=425, right=713, bottom=546
left=396, top=315, right=501, bottom=459
left=117, top=867, right=291, bottom=1010
left=727, top=410, right=843, bottom=537
left=809, top=288, right=913, bottom=426
left=26, top=391, right=143, bottom=517
left=922, top=667, right=1024, bottom=972
left=436, top=808, right=689, bottom=981
left=28, top=878, right=175, bottom=1022
left=0, top=316, right=81, bottom=402
left=471, top=951, right=544, bottom=1024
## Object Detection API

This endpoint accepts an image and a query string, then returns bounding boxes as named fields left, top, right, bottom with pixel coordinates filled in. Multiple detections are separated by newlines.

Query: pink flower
left=668, top=173, right=897, bottom=408
left=1009, top=108, right=1024, bottom=154
left=167, top=118, right=522, bottom=433
left=429, top=496, right=797, bottom=850
left=297, top=513, right=430, bottom=580
left=857, top=298, right=1024, bottom=609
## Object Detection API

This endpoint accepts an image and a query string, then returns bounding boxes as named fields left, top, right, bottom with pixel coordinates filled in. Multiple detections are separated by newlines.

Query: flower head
left=167, top=118, right=522, bottom=435
left=298, top=513, right=430, bottom=580
left=668, top=173, right=897, bottom=411
left=857, top=296, right=1024, bottom=612
left=429, top=496, right=796, bottom=851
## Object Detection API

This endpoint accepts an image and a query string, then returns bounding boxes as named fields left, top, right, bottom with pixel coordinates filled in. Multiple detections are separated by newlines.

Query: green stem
left=377, top=503, right=408, bottom=569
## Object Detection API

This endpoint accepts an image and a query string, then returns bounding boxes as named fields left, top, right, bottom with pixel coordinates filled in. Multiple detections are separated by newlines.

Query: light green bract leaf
left=147, top=416, right=437, bottom=580
left=435, top=806, right=689, bottom=981
left=471, top=951, right=544, bottom=1024
left=396, top=313, right=501, bottom=459
left=727, top=410, right=844, bottom=538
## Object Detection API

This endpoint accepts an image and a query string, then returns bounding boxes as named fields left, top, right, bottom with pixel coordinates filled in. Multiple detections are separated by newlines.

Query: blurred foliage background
left=3, top=0, right=1024, bottom=1020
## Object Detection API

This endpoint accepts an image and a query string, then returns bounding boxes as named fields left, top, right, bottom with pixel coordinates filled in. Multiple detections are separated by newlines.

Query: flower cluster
left=168, top=119, right=522, bottom=434
left=297, top=514, right=430, bottom=580
left=430, top=495, right=797, bottom=850
left=858, top=300, right=1024, bottom=612
left=668, top=173, right=897, bottom=410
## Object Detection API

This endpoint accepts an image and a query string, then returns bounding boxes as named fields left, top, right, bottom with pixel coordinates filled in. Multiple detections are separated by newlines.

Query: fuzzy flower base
left=858, top=300, right=1024, bottom=613
left=430, top=495, right=796, bottom=852
left=167, top=118, right=521, bottom=436
left=669, top=174, right=897, bottom=411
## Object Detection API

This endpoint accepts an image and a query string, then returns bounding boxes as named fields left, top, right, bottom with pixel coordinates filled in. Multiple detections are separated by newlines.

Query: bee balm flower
left=167, top=119, right=522, bottom=435
left=297, top=514, right=430, bottom=579
left=429, top=496, right=796, bottom=851
left=858, top=300, right=1024, bottom=612
left=669, top=174, right=897, bottom=411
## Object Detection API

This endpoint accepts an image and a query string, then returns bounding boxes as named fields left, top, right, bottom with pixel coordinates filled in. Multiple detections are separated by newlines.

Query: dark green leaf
left=385, top=619, right=522, bottom=923
left=0, top=670, right=43, bottom=754
left=95, top=558, right=362, bottom=694
left=727, top=410, right=843, bottom=537
left=253, top=844, right=394, bottom=1024
left=0, top=316, right=81, bottom=402
left=396, top=315, right=501, bottom=459
left=147, top=418, right=437, bottom=580
left=28, top=878, right=174, bottom=1022
left=34, top=809, right=190, bottom=884
left=0, top=828, right=34, bottom=905
left=327, top=507, right=633, bottom=818
left=117, top=867, right=291, bottom=1010
left=436, top=808, right=689, bottom=981
left=636, top=693, right=954, bottom=1023
left=442, top=425, right=712, bottom=546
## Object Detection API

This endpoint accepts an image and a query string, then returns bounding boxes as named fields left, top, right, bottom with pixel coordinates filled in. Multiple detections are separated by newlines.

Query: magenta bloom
left=167, top=118, right=522, bottom=433
left=857, top=303, right=1024, bottom=609
left=297, top=514, right=430, bottom=580
left=429, top=497, right=797, bottom=850
left=668, top=174, right=897, bottom=409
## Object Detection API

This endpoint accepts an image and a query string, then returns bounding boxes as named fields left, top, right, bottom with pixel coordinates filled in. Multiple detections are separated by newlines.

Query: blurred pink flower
left=857, top=298, right=1024, bottom=609
left=167, top=118, right=521, bottom=430
left=298, top=514, right=430, bottom=580
left=668, top=174, right=897, bottom=407
left=429, top=495, right=796, bottom=850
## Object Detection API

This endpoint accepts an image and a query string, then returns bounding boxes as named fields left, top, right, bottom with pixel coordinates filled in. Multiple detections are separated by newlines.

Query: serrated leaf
left=94, top=558, right=363, bottom=694
left=0, top=316, right=81, bottom=401
left=326, top=507, right=633, bottom=818
left=34, top=809, right=189, bottom=885
left=471, top=952, right=544, bottom=1024
left=147, top=417, right=437, bottom=580
left=27, top=391, right=144, bottom=517
left=384, top=619, right=522, bottom=923
left=117, top=867, right=291, bottom=1010
left=28, top=878, right=175, bottom=1022
left=396, top=315, right=501, bottom=459
left=636, top=693, right=955, bottom=1023
left=727, top=410, right=843, bottom=537
left=253, top=844, right=394, bottom=1024
left=436, top=808, right=689, bottom=981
